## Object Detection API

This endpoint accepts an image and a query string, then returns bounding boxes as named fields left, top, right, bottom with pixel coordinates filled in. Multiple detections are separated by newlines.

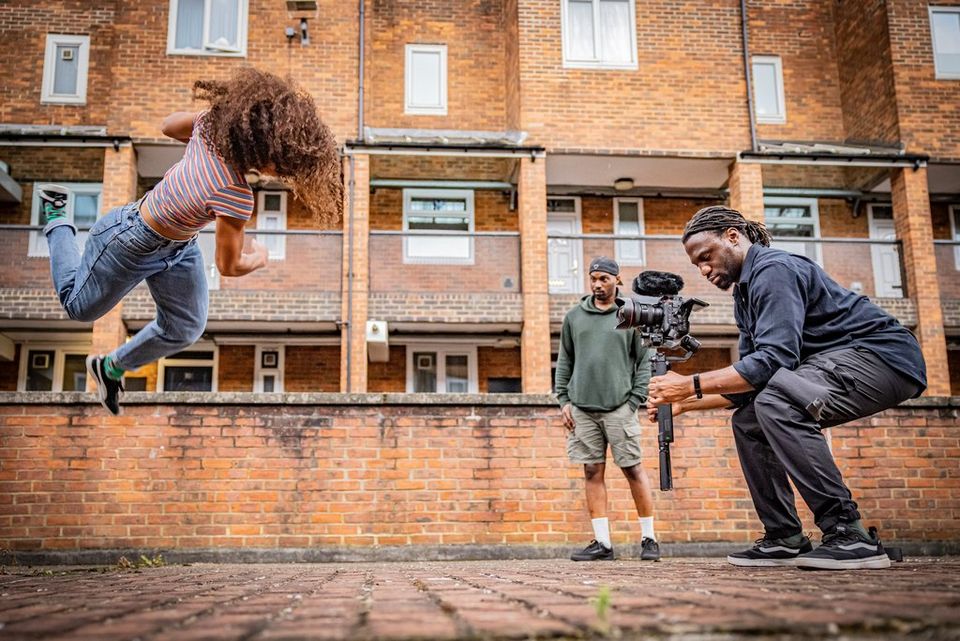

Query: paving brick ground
left=1, top=558, right=959, bottom=641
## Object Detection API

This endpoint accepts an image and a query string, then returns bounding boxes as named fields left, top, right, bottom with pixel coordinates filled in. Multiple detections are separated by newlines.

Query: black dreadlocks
left=682, top=205, right=772, bottom=247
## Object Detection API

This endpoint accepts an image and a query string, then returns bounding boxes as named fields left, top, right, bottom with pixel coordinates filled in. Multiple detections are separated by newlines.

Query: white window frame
left=613, top=197, right=645, bottom=265
left=17, top=343, right=91, bottom=392
left=405, top=44, right=448, bottom=115
left=405, top=344, right=478, bottom=394
left=929, top=6, right=960, bottom=79
left=157, top=345, right=218, bottom=393
left=402, top=188, right=475, bottom=265
left=254, top=345, right=285, bottom=393
left=764, top=196, right=822, bottom=265
left=256, top=190, right=287, bottom=260
left=28, top=182, right=103, bottom=258
left=561, top=0, right=638, bottom=70
left=41, top=34, right=90, bottom=105
left=752, top=55, right=787, bottom=124
left=950, top=204, right=960, bottom=269
left=167, top=0, right=249, bottom=57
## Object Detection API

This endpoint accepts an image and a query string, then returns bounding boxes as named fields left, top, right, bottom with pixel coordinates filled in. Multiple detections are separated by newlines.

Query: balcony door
left=868, top=205, right=903, bottom=298
left=547, top=197, right=582, bottom=294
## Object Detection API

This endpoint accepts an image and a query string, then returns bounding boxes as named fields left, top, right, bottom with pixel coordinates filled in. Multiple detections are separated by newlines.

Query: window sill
left=562, top=61, right=638, bottom=71
left=166, top=49, right=247, bottom=58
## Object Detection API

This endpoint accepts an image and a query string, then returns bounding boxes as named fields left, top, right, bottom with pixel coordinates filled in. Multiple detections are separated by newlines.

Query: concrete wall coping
left=0, top=392, right=958, bottom=408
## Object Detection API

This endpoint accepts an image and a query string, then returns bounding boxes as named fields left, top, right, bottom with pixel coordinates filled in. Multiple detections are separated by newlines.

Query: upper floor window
left=18, top=345, right=89, bottom=392
left=405, top=44, right=447, bottom=115
left=168, top=0, right=248, bottom=57
left=764, top=197, right=822, bottom=264
left=614, top=198, right=645, bottom=265
left=562, top=0, right=637, bottom=69
left=930, top=7, right=960, bottom=79
left=41, top=34, right=90, bottom=105
left=255, top=345, right=284, bottom=393
left=29, top=182, right=102, bottom=258
left=403, top=189, right=474, bottom=264
left=752, top=56, right=786, bottom=124
left=158, top=348, right=217, bottom=392
left=407, top=345, right=478, bottom=394
left=257, top=191, right=287, bottom=260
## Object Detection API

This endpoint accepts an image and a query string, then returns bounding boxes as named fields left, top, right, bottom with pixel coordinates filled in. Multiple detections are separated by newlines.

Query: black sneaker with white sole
left=795, top=524, right=891, bottom=570
left=640, top=537, right=660, bottom=561
left=727, top=533, right=813, bottom=567
left=86, top=355, right=124, bottom=416
left=570, top=540, right=614, bottom=561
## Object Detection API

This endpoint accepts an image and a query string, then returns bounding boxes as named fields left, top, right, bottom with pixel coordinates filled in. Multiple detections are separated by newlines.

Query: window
left=18, top=346, right=89, bottom=392
left=614, top=198, right=645, bottom=265
left=255, top=345, right=284, bottom=393
left=405, top=44, right=447, bottom=115
left=402, top=189, right=474, bottom=264
left=930, top=7, right=960, bottom=79
left=562, top=0, right=637, bottom=69
left=257, top=191, right=287, bottom=260
left=752, top=56, right=786, bottom=124
left=764, top=197, right=822, bottom=264
left=41, top=34, right=90, bottom=105
left=951, top=205, right=960, bottom=269
left=29, top=182, right=103, bottom=257
left=406, top=345, right=478, bottom=393
left=168, top=0, right=248, bottom=56
left=158, top=349, right=217, bottom=392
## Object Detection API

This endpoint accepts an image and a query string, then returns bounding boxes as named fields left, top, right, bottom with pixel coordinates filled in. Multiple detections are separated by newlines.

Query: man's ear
left=725, top=227, right=741, bottom=244
left=616, top=275, right=623, bottom=286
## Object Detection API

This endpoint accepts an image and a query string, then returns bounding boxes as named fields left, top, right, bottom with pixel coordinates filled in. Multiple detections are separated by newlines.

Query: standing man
left=556, top=257, right=659, bottom=562
left=647, top=206, right=926, bottom=570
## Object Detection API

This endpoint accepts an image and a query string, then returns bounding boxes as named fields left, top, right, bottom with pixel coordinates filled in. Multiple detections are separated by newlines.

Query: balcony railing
left=547, top=234, right=909, bottom=299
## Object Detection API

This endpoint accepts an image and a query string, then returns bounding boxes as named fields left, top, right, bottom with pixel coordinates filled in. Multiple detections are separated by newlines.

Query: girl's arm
left=161, top=112, right=200, bottom=143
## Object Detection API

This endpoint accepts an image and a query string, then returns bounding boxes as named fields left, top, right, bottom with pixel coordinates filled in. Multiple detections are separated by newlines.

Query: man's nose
left=699, top=264, right=711, bottom=277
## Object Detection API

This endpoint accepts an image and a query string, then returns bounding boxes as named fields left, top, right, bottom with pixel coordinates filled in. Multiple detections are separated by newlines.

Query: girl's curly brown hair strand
left=193, top=68, right=342, bottom=224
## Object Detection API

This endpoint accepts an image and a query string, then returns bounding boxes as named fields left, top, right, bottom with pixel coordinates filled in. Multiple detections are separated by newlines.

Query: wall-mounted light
left=613, top=177, right=634, bottom=191
left=285, top=26, right=296, bottom=42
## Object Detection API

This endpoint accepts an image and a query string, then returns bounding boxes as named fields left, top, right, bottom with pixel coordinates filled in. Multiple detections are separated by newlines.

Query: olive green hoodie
left=555, top=294, right=652, bottom=412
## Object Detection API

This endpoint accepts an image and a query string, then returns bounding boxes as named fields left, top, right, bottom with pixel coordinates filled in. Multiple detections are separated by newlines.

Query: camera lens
left=616, top=298, right=663, bottom=329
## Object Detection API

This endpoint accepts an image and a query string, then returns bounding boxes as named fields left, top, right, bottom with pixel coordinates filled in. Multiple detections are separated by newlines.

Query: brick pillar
left=518, top=154, right=551, bottom=393
left=88, top=145, right=137, bottom=388
left=340, top=154, right=370, bottom=393
left=891, top=167, right=950, bottom=396
left=728, top=160, right=764, bottom=222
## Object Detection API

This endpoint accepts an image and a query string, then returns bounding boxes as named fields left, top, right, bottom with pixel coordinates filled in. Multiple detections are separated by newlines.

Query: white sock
left=591, top=517, right=611, bottom=549
left=639, top=516, right=656, bottom=541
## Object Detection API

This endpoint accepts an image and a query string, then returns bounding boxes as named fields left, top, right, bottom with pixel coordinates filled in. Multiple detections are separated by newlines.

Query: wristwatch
left=693, top=373, right=703, bottom=399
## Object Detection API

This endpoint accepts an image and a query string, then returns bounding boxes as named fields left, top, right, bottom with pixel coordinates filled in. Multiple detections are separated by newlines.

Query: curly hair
left=193, top=67, right=342, bottom=224
left=682, top=205, right=772, bottom=247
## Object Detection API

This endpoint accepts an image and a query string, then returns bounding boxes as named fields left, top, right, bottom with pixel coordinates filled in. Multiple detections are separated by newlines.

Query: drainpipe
left=740, top=0, right=758, bottom=153
left=346, top=154, right=355, bottom=392
left=358, top=0, right=365, bottom=141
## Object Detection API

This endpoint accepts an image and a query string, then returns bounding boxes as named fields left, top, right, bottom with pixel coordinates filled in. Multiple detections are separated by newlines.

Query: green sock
left=43, top=202, right=67, bottom=223
left=846, top=520, right=871, bottom=539
left=103, top=355, right=125, bottom=381
left=781, top=532, right=806, bottom=546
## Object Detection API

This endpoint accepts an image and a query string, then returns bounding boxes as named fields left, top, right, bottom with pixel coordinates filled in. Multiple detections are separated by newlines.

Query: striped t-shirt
left=144, top=112, right=254, bottom=235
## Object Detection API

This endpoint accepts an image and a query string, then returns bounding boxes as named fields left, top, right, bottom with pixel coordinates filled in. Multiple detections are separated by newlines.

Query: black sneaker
left=727, top=533, right=813, bottom=567
left=795, top=524, right=891, bottom=570
left=570, top=540, right=614, bottom=561
left=86, top=355, right=124, bottom=416
left=640, top=537, right=660, bottom=561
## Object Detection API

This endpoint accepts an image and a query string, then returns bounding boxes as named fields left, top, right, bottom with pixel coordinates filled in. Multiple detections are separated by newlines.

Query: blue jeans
left=45, top=203, right=209, bottom=371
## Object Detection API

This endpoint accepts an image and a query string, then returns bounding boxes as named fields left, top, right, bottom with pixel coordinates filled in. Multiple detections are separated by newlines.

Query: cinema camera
left=615, top=271, right=708, bottom=491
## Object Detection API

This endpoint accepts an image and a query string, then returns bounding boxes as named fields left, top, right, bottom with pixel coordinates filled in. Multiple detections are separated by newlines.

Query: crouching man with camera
left=647, top=206, right=926, bottom=570
left=556, top=257, right=660, bottom=562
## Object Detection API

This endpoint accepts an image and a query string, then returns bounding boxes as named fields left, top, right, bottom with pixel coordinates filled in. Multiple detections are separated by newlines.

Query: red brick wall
left=218, top=345, right=254, bottom=392
left=284, top=346, right=340, bottom=393
left=366, top=0, right=507, bottom=132
left=478, top=346, right=522, bottom=392
left=0, top=400, right=956, bottom=550
left=368, top=345, right=407, bottom=393
left=0, top=346, right=20, bottom=392
left=887, top=0, right=960, bottom=160
left=832, top=0, right=899, bottom=144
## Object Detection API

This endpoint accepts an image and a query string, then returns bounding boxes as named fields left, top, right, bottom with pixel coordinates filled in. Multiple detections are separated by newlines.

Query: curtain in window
left=932, top=11, right=960, bottom=75
left=410, top=50, right=442, bottom=107
left=175, top=0, right=204, bottom=49
left=599, top=0, right=632, bottom=63
left=752, top=62, right=780, bottom=118
left=567, top=0, right=595, bottom=60
left=208, top=0, right=240, bottom=49
left=53, top=45, right=79, bottom=94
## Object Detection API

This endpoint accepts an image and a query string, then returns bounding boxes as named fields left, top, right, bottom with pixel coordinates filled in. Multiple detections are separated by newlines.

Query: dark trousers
left=732, top=346, right=922, bottom=538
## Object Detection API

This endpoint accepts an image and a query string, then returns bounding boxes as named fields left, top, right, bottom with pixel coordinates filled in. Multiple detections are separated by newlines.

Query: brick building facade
left=1, top=0, right=959, bottom=397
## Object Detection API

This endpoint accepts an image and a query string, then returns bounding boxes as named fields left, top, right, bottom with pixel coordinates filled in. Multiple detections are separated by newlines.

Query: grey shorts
left=566, top=402, right=643, bottom=468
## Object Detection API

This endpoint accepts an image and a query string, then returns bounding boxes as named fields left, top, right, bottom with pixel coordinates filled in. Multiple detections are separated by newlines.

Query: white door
left=197, top=224, right=220, bottom=291
left=868, top=205, right=902, bottom=298
left=547, top=209, right=582, bottom=294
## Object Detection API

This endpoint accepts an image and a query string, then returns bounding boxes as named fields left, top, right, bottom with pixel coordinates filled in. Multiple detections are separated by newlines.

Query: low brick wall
left=0, top=393, right=957, bottom=561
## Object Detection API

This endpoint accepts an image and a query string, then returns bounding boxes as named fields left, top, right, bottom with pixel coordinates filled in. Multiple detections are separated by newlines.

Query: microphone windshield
left=633, top=270, right=684, bottom=296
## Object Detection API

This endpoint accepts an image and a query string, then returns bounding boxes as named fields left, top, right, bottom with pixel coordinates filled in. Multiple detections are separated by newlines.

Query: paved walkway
left=1, top=558, right=959, bottom=640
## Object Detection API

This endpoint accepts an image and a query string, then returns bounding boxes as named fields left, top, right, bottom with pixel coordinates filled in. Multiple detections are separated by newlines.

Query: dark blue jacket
left=726, top=244, right=926, bottom=406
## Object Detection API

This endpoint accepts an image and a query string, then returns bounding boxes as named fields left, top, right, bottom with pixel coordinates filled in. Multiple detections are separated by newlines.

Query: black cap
left=588, top=256, right=619, bottom=276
